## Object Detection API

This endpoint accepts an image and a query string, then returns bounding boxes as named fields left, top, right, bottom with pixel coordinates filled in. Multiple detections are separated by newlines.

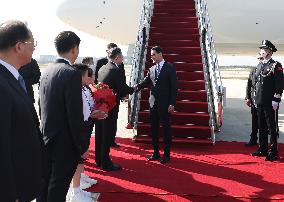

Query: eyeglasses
left=23, top=40, right=37, bottom=47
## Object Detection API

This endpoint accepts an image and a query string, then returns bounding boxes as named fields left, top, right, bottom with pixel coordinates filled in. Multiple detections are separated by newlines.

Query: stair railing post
left=195, top=0, right=224, bottom=144
left=128, top=0, right=154, bottom=138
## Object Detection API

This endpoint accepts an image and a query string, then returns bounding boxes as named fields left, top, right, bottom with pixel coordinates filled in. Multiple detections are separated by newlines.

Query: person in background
left=19, top=58, right=41, bottom=103
left=82, top=56, right=96, bottom=74
left=0, top=20, right=42, bottom=202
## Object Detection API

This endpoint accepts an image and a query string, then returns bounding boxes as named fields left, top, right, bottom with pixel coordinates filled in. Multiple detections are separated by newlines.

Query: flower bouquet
left=89, top=82, right=116, bottom=113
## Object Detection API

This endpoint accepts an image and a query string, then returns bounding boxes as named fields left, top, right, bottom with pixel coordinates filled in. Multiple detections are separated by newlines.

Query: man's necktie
left=156, top=64, right=161, bottom=77
left=18, top=74, right=27, bottom=93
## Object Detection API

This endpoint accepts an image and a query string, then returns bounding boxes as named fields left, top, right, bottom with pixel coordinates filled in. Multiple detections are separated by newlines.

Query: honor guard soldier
left=251, top=40, right=284, bottom=161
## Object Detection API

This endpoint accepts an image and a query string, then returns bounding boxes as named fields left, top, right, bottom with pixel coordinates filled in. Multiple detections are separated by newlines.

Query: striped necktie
left=156, top=64, right=161, bottom=77
left=18, top=74, right=27, bottom=93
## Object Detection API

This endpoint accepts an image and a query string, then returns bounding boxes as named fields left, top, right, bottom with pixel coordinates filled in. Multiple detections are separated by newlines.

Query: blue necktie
left=156, top=64, right=161, bottom=77
left=18, top=75, right=27, bottom=93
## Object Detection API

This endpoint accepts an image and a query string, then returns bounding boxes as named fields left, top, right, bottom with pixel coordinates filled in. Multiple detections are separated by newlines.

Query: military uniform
left=252, top=40, right=284, bottom=161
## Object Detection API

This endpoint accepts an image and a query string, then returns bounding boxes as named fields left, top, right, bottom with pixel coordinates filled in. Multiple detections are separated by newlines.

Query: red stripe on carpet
left=85, top=138, right=284, bottom=201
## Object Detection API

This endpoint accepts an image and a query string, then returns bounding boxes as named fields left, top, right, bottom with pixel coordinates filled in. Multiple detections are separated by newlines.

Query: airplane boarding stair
left=129, top=0, right=224, bottom=145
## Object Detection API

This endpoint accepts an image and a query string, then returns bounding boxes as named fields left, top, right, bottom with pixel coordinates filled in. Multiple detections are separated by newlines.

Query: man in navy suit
left=0, top=20, right=42, bottom=202
left=136, top=46, right=178, bottom=164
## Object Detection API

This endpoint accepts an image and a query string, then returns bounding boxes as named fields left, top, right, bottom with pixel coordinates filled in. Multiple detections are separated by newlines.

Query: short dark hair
left=87, top=68, right=93, bottom=77
left=54, top=31, right=80, bottom=54
left=109, top=47, right=122, bottom=59
left=0, top=20, right=31, bottom=51
left=151, top=46, right=163, bottom=54
left=82, top=57, right=93, bottom=65
left=107, top=42, right=117, bottom=50
left=73, top=63, right=88, bottom=76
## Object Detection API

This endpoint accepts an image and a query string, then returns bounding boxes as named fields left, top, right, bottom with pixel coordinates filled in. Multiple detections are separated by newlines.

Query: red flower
left=89, top=83, right=116, bottom=113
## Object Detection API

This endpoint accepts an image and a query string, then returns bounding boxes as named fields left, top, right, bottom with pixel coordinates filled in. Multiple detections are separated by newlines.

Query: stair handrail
left=195, top=0, right=224, bottom=143
left=128, top=0, right=154, bottom=134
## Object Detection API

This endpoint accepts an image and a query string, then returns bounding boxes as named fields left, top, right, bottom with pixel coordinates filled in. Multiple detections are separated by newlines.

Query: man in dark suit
left=95, top=47, right=134, bottom=171
left=0, top=20, right=42, bottom=202
left=37, top=31, right=86, bottom=201
left=19, top=58, right=41, bottom=103
left=136, top=46, right=178, bottom=164
left=95, top=42, right=126, bottom=147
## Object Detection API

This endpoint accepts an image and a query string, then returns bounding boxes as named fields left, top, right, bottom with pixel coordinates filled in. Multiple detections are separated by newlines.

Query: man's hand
left=168, top=105, right=174, bottom=113
left=90, top=110, right=108, bottom=120
left=246, top=99, right=252, bottom=107
left=272, top=101, right=279, bottom=111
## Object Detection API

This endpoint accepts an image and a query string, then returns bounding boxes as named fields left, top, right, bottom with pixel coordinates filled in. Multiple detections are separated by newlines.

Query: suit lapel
left=0, top=64, right=33, bottom=107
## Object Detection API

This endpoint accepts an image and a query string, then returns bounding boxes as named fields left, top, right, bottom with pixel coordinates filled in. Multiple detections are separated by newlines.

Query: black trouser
left=150, top=103, right=172, bottom=156
left=36, top=133, right=80, bottom=202
left=110, top=104, right=119, bottom=145
left=250, top=105, right=258, bottom=141
left=257, top=105, right=278, bottom=154
left=95, top=106, right=118, bottom=167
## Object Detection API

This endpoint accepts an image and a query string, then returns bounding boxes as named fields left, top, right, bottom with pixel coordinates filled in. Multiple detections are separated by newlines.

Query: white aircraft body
left=56, top=0, right=284, bottom=55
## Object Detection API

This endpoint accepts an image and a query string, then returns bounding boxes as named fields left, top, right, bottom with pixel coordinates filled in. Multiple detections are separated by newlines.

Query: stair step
left=145, top=62, right=203, bottom=71
left=138, top=111, right=210, bottom=125
left=151, top=21, right=198, bottom=28
left=151, top=16, right=198, bottom=23
left=147, top=46, right=201, bottom=55
left=150, top=33, right=200, bottom=41
left=150, top=27, right=199, bottom=35
left=143, top=70, right=204, bottom=81
left=137, top=123, right=211, bottom=139
left=148, top=40, right=200, bottom=47
left=154, top=2, right=195, bottom=9
left=179, top=80, right=205, bottom=90
left=140, top=89, right=207, bottom=101
left=139, top=100, right=208, bottom=113
left=133, top=135, right=213, bottom=145
left=154, top=10, right=196, bottom=15
left=156, top=54, right=202, bottom=63
left=153, top=12, right=196, bottom=18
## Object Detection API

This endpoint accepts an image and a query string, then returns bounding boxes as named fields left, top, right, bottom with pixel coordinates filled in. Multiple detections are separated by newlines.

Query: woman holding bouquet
left=68, top=64, right=107, bottom=202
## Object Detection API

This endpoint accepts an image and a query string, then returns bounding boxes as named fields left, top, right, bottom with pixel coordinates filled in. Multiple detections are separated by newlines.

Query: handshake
left=132, top=84, right=139, bottom=92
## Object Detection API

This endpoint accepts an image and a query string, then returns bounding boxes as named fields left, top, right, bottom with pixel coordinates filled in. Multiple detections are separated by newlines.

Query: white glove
left=272, top=101, right=279, bottom=111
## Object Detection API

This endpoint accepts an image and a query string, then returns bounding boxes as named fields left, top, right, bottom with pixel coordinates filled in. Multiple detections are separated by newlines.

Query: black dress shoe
left=251, top=150, right=268, bottom=157
left=265, top=152, right=278, bottom=161
left=148, top=153, right=160, bottom=161
left=244, top=139, right=257, bottom=146
left=95, top=163, right=101, bottom=167
left=110, top=142, right=120, bottom=148
left=102, top=163, right=122, bottom=171
left=160, top=155, right=170, bottom=164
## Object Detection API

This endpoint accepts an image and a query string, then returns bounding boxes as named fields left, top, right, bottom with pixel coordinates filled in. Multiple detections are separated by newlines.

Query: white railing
left=128, top=0, right=154, bottom=135
left=195, top=0, right=224, bottom=143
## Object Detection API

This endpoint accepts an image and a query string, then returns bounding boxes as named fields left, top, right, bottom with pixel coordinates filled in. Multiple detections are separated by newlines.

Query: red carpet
left=85, top=138, right=284, bottom=201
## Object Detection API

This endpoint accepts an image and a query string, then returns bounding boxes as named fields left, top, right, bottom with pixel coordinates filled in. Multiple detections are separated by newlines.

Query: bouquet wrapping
left=89, top=83, right=116, bottom=113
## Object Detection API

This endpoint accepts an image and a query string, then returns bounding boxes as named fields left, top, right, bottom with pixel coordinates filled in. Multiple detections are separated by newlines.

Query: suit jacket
left=0, top=64, right=42, bottom=202
left=137, top=61, right=178, bottom=109
left=19, top=58, right=41, bottom=103
left=97, top=61, right=134, bottom=104
left=245, top=66, right=257, bottom=101
left=254, top=59, right=284, bottom=106
left=95, top=57, right=126, bottom=84
left=39, top=59, right=86, bottom=154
